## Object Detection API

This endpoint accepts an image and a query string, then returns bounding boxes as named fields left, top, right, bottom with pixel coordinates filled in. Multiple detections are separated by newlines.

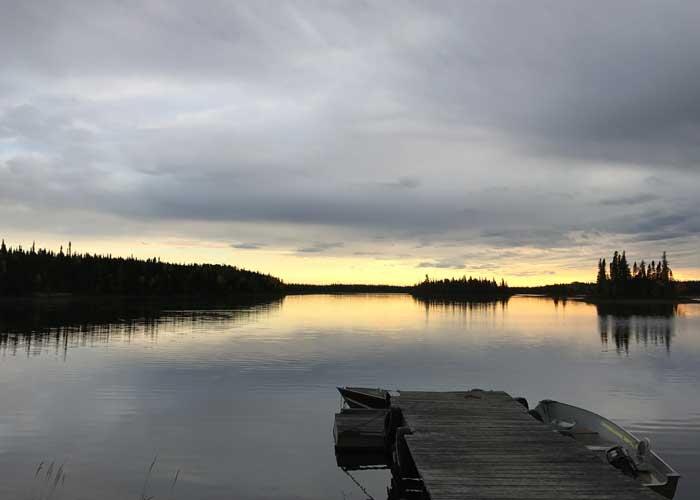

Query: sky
left=1, top=1, right=700, bottom=285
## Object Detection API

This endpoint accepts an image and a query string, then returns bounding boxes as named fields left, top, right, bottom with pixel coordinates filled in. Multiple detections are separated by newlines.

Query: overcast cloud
left=1, top=1, right=700, bottom=278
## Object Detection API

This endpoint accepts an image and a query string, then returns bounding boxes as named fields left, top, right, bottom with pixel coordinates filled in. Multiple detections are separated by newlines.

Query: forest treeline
left=512, top=282, right=593, bottom=297
left=412, top=275, right=511, bottom=298
left=1, top=239, right=697, bottom=301
left=286, top=283, right=408, bottom=294
left=0, top=240, right=284, bottom=297
left=595, top=251, right=676, bottom=299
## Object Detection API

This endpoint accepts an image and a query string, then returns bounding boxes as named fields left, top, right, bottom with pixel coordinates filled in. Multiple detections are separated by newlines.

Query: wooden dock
left=334, top=388, right=665, bottom=500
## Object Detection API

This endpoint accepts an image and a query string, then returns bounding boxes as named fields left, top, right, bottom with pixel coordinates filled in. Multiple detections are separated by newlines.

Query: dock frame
left=335, top=389, right=664, bottom=500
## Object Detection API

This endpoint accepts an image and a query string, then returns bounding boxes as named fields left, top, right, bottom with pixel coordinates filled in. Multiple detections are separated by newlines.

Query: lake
left=0, top=294, right=698, bottom=499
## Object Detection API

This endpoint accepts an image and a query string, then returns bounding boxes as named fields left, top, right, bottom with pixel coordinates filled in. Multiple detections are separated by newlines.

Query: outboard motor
left=606, top=445, right=639, bottom=478
left=528, top=409, right=543, bottom=422
left=514, top=397, right=529, bottom=410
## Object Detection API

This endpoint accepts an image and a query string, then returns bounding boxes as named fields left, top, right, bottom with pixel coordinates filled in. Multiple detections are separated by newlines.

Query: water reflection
left=413, top=297, right=509, bottom=323
left=413, top=297, right=509, bottom=312
left=0, top=296, right=284, bottom=358
left=0, top=294, right=697, bottom=500
left=552, top=296, right=571, bottom=309
left=596, top=303, right=677, bottom=353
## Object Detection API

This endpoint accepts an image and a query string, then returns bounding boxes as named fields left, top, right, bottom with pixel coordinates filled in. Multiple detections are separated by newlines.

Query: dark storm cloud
left=1, top=1, right=700, bottom=271
left=592, top=204, right=700, bottom=249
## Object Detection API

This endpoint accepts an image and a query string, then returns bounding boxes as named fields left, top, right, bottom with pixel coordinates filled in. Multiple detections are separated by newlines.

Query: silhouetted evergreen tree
left=412, top=274, right=511, bottom=298
left=596, top=258, right=608, bottom=295
left=595, top=251, right=676, bottom=299
left=661, top=252, right=670, bottom=282
left=620, top=252, right=630, bottom=280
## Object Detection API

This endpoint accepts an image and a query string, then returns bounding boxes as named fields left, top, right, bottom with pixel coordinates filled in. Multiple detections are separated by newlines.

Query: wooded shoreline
left=1, top=240, right=698, bottom=304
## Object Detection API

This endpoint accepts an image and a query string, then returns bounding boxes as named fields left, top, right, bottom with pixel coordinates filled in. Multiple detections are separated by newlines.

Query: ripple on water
left=1, top=295, right=699, bottom=500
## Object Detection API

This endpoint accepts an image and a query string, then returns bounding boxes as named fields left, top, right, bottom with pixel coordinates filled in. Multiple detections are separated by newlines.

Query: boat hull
left=338, top=387, right=389, bottom=409
left=533, top=400, right=680, bottom=499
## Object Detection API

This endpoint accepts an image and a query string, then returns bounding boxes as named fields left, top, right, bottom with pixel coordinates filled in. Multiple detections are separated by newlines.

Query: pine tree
left=661, top=252, right=670, bottom=282
left=596, top=258, right=608, bottom=295
left=620, top=251, right=630, bottom=280
left=610, top=251, right=618, bottom=283
left=596, top=251, right=677, bottom=299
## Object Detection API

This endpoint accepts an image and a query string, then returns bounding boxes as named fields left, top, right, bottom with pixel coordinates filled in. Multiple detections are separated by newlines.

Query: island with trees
left=595, top=251, right=677, bottom=300
left=411, top=275, right=512, bottom=300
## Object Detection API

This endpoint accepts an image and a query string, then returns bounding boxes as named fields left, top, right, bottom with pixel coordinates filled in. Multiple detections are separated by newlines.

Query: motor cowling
left=606, top=445, right=639, bottom=478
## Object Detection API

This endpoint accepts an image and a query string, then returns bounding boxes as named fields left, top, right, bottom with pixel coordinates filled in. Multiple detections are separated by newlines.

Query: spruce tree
left=661, top=252, right=670, bottom=282
left=596, top=258, right=608, bottom=295
left=620, top=251, right=630, bottom=280
left=610, top=251, right=618, bottom=283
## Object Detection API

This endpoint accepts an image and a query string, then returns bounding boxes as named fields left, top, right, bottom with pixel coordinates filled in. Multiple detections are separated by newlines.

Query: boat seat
left=551, top=418, right=576, bottom=430
left=566, top=425, right=599, bottom=435
left=585, top=445, right=610, bottom=452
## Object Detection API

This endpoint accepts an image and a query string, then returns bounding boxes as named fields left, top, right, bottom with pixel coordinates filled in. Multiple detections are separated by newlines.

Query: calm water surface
left=0, top=294, right=698, bottom=499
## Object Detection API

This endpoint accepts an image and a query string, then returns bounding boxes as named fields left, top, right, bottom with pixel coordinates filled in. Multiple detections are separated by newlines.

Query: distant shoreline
left=580, top=296, right=700, bottom=305
left=1, top=291, right=698, bottom=305
left=0, top=291, right=286, bottom=304
left=515, top=293, right=700, bottom=305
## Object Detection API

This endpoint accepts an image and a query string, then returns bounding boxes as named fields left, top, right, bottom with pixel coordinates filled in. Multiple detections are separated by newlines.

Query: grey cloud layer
left=1, top=1, right=700, bottom=271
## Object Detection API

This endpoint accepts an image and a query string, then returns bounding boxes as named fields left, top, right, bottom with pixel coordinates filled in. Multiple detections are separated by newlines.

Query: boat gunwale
left=338, top=386, right=388, bottom=409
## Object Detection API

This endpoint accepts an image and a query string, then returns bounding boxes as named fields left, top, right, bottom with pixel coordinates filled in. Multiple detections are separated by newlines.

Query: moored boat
left=532, top=400, right=680, bottom=499
left=337, top=386, right=389, bottom=409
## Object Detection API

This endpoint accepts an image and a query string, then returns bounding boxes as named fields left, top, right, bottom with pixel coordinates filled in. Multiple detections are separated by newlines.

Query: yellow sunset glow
left=0, top=232, right=648, bottom=287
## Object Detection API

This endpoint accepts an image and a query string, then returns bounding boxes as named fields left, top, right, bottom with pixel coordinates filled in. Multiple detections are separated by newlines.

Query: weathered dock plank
left=394, top=390, right=661, bottom=500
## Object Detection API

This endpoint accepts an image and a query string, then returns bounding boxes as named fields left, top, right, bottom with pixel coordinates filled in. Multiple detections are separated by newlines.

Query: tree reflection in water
left=414, top=297, right=509, bottom=315
left=0, top=296, right=284, bottom=358
left=597, top=302, right=677, bottom=353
